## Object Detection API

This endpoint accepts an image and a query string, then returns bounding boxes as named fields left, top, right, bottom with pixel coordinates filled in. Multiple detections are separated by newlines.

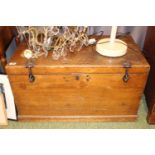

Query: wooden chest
left=5, top=35, right=149, bottom=122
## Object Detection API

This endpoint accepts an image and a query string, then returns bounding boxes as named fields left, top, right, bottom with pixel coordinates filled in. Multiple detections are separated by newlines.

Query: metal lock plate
left=72, top=73, right=81, bottom=81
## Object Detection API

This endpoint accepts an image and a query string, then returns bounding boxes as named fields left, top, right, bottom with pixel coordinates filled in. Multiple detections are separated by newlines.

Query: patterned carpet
left=1, top=96, right=155, bottom=129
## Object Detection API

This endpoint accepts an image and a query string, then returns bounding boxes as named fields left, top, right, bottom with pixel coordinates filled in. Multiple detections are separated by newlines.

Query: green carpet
left=1, top=96, right=155, bottom=129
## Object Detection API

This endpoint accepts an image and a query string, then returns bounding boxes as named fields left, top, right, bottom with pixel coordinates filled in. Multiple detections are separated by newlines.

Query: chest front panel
left=8, top=72, right=147, bottom=118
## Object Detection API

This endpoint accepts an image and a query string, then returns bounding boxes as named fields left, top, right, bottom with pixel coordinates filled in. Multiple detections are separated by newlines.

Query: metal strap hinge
left=123, top=62, right=132, bottom=83
left=25, top=60, right=35, bottom=83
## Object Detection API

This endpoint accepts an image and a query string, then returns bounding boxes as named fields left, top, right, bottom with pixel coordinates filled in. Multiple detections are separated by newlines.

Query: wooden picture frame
left=0, top=75, right=17, bottom=125
left=0, top=87, right=8, bottom=125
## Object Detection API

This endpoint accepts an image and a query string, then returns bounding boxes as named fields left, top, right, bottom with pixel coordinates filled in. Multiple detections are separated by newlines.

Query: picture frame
left=0, top=74, right=17, bottom=122
left=0, top=88, right=8, bottom=125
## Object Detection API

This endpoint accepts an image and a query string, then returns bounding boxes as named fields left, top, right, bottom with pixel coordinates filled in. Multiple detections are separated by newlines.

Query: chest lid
left=6, top=35, right=149, bottom=75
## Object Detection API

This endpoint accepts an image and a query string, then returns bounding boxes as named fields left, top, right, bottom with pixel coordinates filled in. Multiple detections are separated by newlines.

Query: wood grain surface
left=6, top=35, right=150, bottom=121
left=0, top=26, right=16, bottom=72
left=143, top=26, right=155, bottom=124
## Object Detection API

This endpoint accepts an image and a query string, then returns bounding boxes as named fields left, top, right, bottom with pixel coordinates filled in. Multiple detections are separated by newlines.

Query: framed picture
left=0, top=75, right=17, bottom=121
left=0, top=88, right=8, bottom=125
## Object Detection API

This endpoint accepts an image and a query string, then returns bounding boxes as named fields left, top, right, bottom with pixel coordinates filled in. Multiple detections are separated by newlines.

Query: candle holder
left=96, top=26, right=127, bottom=57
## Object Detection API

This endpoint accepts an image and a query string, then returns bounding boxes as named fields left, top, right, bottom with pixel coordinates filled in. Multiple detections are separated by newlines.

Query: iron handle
left=25, top=60, right=35, bottom=83
left=123, top=68, right=129, bottom=83
left=122, top=62, right=131, bottom=83
left=28, top=67, right=35, bottom=82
